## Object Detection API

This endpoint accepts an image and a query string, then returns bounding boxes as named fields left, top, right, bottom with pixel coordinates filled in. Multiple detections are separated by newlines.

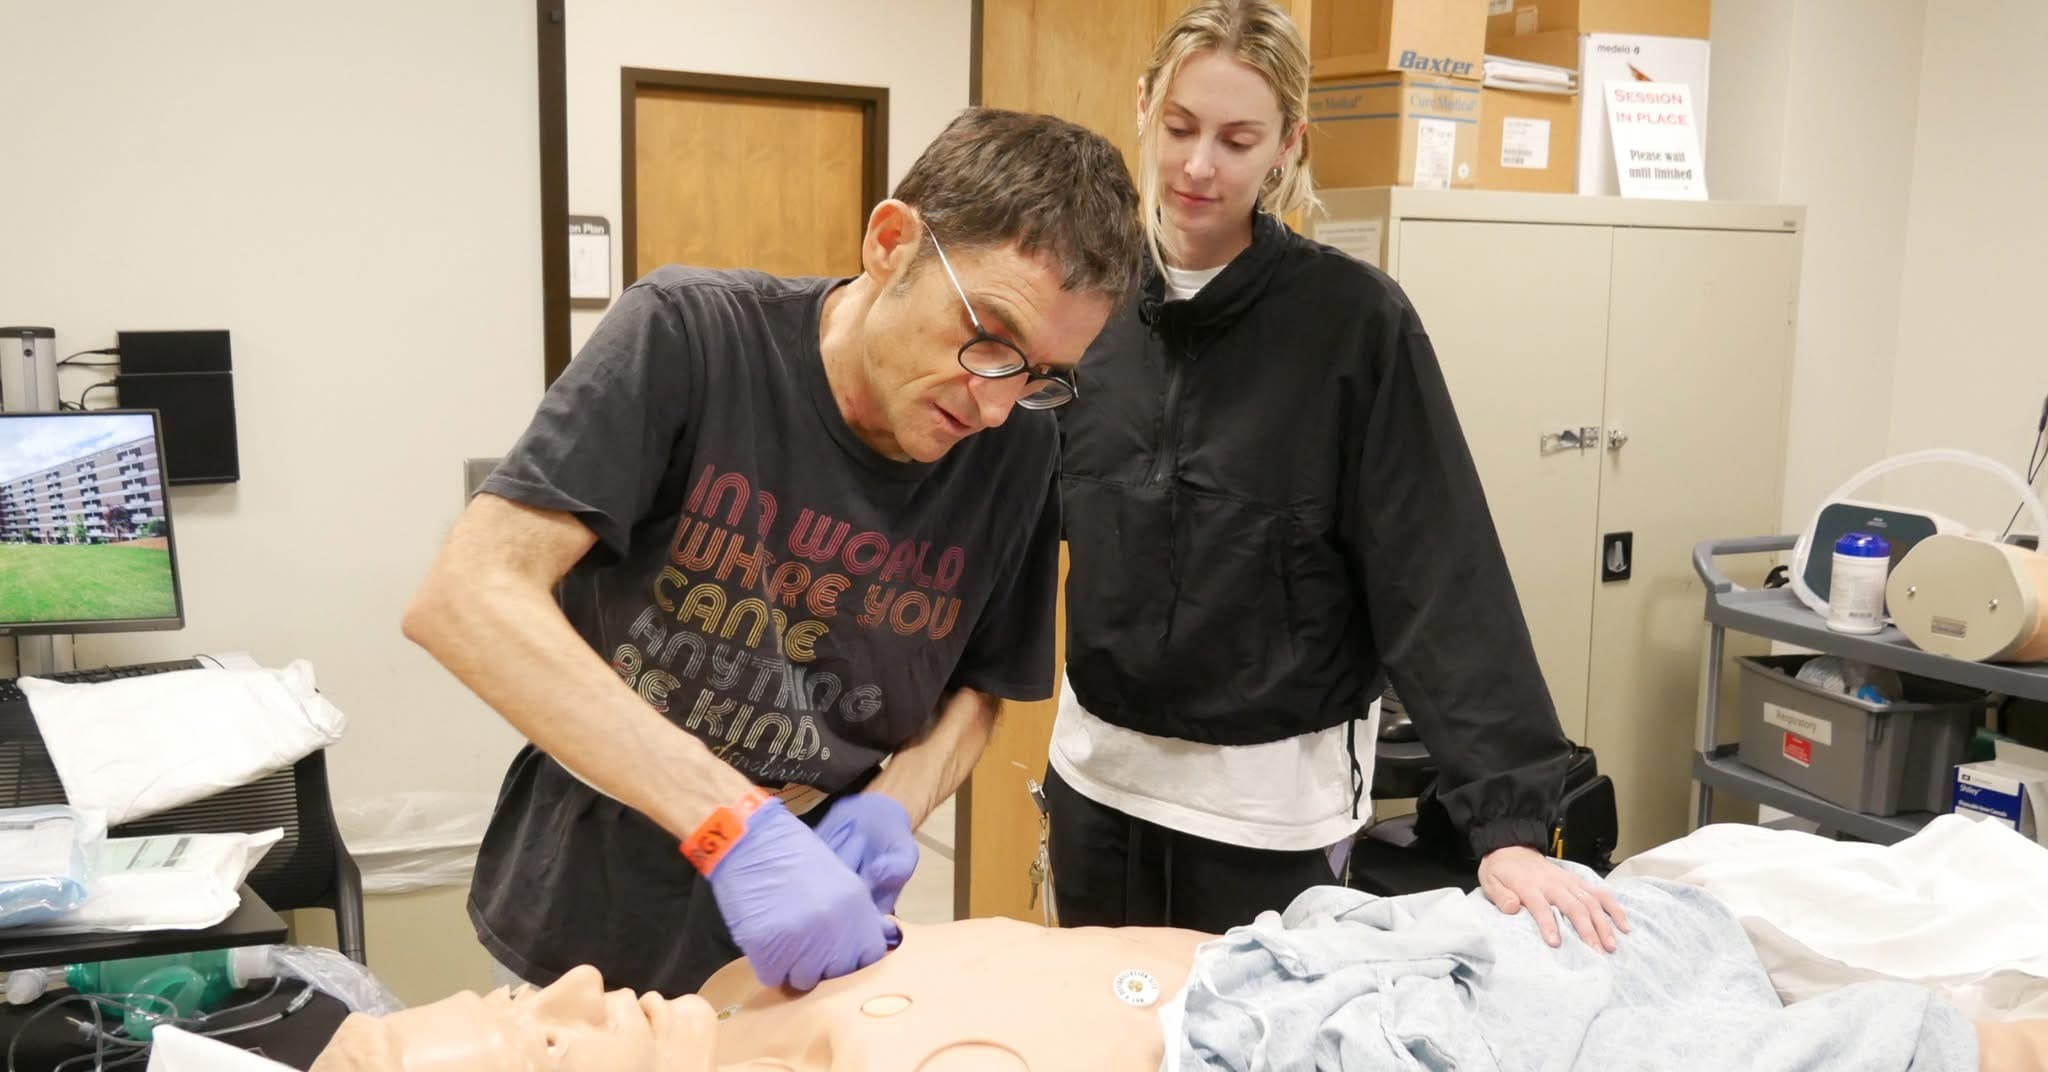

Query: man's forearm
left=867, top=688, right=1001, bottom=828
left=402, top=568, right=753, bottom=842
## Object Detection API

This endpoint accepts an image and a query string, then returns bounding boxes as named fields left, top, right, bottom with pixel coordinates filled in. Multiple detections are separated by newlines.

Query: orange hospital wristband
left=680, top=787, right=775, bottom=876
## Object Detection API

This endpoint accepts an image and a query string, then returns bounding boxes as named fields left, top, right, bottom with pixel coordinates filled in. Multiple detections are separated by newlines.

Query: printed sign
left=1604, top=82, right=1706, bottom=199
left=1501, top=118, right=1551, bottom=169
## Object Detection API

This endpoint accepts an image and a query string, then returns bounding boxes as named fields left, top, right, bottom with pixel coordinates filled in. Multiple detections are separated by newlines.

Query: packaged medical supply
left=9, top=827, right=281, bottom=935
left=0, top=805, right=104, bottom=929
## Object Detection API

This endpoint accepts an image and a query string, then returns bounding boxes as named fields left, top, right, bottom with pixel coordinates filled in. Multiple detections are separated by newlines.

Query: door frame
left=619, top=68, right=889, bottom=295
left=536, top=0, right=570, bottom=384
left=958, top=0, right=985, bottom=925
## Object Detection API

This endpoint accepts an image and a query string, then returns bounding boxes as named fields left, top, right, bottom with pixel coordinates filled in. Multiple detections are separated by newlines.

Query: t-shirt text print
left=613, top=460, right=981, bottom=789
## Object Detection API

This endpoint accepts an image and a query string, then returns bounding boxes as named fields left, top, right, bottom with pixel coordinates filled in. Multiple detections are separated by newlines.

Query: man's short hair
left=892, top=108, right=1142, bottom=302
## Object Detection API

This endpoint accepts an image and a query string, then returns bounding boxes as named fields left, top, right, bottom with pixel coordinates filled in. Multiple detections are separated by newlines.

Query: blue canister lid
left=1835, top=532, right=1891, bottom=558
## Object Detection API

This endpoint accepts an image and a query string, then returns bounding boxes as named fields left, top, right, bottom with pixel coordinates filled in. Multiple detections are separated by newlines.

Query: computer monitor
left=0, top=410, right=185, bottom=636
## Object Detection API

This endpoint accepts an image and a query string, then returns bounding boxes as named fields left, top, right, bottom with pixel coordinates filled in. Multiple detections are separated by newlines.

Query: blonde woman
left=1049, top=0, right=1629, bottom=948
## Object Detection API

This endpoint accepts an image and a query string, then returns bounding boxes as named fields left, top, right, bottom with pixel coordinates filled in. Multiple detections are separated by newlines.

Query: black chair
left=1351, top=686, right=1618, bottom=898
left=0, top=701, right=366, bottom=963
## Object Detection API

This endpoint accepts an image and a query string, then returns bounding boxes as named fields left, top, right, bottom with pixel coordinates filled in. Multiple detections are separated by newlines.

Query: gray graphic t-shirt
left=468, top=267, right=1060, bottom=992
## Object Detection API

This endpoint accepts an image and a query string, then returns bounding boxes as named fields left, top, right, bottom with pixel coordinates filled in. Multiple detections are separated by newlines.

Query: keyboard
left=0, top=658, right=204, bottom=705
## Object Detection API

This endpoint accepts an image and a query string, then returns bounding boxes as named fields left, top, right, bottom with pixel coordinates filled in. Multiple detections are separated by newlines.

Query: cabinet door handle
left=1540, top=426, right=1602, bottom=454
left=1607, top=428, right=1630, bottom=452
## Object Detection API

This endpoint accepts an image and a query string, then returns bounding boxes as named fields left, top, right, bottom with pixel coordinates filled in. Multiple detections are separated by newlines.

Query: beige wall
left=1708, top=0, right=1929, bottom=535
left=1704, top=0, right=1794, bottom=203
left=1885, top=1, right=2048, bottom=531
left=0, top=0, right=543, bottom=999
left=564, top=0, right=973, bottom=350
left=2, top=0, right=972, bottom=997
left=1714, top=1, right=2046, bottom=539
left=0, top=1, right=541, bottom=795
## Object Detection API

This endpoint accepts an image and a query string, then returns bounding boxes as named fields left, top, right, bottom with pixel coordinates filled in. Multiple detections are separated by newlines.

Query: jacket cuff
left=1468, top=817, right=1551, bottom=859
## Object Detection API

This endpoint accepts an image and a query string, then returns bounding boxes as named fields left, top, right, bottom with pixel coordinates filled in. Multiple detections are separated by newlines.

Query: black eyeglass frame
left=924, top=229, right=1077, bottom=411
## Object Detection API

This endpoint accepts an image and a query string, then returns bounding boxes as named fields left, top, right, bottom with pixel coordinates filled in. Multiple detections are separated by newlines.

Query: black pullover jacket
left=1057, top=211, right=1573, bottom=857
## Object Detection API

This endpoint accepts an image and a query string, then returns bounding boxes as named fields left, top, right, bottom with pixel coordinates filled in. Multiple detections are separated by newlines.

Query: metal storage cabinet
left=1317, top=188, right=1804, bottom=855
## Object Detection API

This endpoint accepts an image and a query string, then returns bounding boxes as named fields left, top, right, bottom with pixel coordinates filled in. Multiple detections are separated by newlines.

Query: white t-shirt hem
left=1047, top=676, right=1377, bottom=853
left=1049, top=747, right=1369, bottom=852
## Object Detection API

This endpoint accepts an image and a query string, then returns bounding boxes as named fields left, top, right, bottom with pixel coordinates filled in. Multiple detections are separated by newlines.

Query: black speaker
left=113, top=331, right=239, bottom=485
left=116, top=330, right=232, bottom=374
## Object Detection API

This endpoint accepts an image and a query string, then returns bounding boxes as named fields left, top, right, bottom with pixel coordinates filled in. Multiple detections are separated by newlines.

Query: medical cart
left=1692, top=535, right=2048, bottom=843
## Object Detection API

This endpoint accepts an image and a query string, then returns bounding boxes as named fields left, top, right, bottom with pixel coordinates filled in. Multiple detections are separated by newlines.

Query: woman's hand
left=1477, top=845, right=1630, bottom=953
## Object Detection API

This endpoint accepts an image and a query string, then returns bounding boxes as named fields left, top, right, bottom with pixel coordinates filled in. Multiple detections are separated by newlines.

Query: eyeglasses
left=925, top=229, right=1077, bottom=410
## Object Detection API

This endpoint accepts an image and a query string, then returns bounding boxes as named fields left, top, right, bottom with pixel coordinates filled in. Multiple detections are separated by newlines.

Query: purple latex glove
left=815, top=793, right=921, bottom=916
left=704, top=797, right=894, bottom=990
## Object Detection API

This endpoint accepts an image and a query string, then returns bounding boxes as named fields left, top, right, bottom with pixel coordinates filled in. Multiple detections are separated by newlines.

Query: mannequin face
left=311, top=964, right=718, bottom=1072
left=482, top=965, right=717, bottom=1071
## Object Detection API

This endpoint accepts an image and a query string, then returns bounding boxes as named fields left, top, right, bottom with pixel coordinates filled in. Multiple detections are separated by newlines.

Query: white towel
left=1612, top=815, right=2048, bottom=1021
left=23, top=660, right=346, bottom=826
left=148, top=1026, right=296, bottom=1071
left=1483, top=54, right=1578, bottom=93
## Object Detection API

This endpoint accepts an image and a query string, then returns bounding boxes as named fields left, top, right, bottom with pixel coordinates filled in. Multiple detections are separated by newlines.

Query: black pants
left=1044, top=766, right=1341, bottom=934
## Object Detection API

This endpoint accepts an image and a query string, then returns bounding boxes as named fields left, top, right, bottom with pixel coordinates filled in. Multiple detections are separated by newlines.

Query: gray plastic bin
left=1735, top=654, right=1986, bottom=816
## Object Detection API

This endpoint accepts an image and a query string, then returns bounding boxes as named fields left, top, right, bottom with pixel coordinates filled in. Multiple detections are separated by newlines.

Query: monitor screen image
left=0, top=410, right=185, bottom=635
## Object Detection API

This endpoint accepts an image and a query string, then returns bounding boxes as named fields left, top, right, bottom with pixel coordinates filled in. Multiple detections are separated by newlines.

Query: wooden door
left=624, top=73, right=885, bottom=282
left=1390, top=220, right=1615, bottom=747
left=964, top=0, right=1313, bottom=923
left=1588, top=228, right=1798, bottom=856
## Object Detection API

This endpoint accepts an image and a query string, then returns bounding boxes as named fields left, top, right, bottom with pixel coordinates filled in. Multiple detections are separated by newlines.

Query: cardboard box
left=1313, top=0, right=1488, bottom=81
left=1487, top=31, right=1710, bottom=195
left=1954, top=760, right=2048, bottom=846
left=1486, top=27, right=1580, bottom=69
left=1309, top=74, right=1481, bottom=189
left=1487, top=0, right=1542, bottom=39
left=1487, top=0, right=1710, bottom=41
left=1477, top=87, right=1577, bottom=192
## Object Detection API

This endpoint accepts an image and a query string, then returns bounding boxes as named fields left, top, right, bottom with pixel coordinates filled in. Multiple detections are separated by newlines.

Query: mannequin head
left=309, top=964, right=718, bottom=1072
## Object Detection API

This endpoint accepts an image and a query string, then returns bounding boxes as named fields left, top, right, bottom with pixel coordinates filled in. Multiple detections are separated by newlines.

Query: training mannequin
left=309, top=918, right=1203, bottom=1071
left=306, top=915, right=2048, bottom=1072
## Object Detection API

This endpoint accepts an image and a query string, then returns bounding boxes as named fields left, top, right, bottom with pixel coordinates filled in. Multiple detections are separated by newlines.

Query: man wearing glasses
left=403, top=109, right=1141, bottom=997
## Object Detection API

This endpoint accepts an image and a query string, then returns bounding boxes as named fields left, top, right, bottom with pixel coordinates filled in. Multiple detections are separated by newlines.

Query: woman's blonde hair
left=1137, top=0, right=1318, bottom=269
